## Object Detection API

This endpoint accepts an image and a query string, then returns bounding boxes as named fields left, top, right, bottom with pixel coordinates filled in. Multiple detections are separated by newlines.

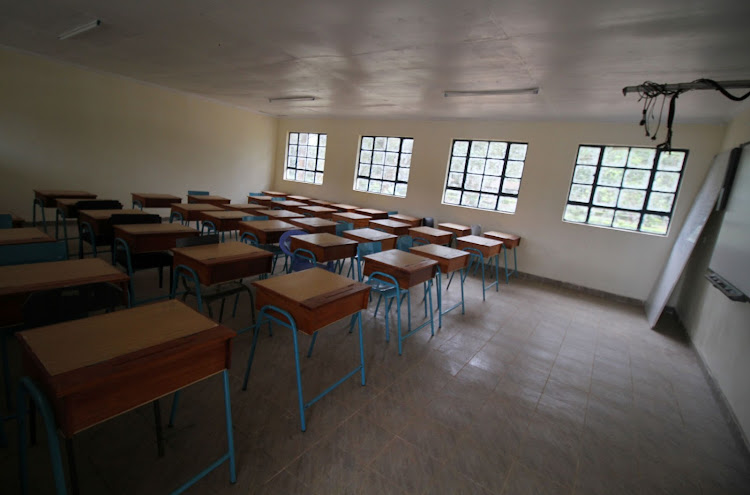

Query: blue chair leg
left=168, top=391, right=181, bottom=427
left=222, top=370, right=237, bottom=484
left=356, top=311, right=366, bottom=386
left=32, top=199, right=47, bottom=233
left=289, top=323, right=307, bottom=431
left=2, top=333, right=11, bottom=411
left=242, top=324, right=262, bottom=391
left=306, top=332, right=318, bottom=358
left=396, top=293, right=404, bottom=356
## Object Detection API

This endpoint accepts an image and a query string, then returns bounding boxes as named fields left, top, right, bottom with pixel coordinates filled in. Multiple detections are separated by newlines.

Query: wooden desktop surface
left=247, top=196, right=274, bottom=207
left=224, top=204, right=266, bottom=214
left=308, top=199, right=332, bottom=207
left=408, top=226, right=453, bottom=246
left=363, top=250, right=437, bottom=290
left=290, top=233, right=358, bottom=262
left=34, top=190, right=97, bottom=208
left=261, top=191, right=287, bottom=197
left=343, top=228, right=398, bottom=250
left=199, top=210, right=249, bottom=231
left=288, top=217, right=338, bottom=234
left=331, top=212, right=371, bottom=229
left=438, top=223, right=471, bottom=237
left=238, top=220, right=297, bottom=244
left=298, top=206, right=336, bottom=219
left=172, top=241, right=273, bottom=285
left=287, top=195, right=312, bottom=203
left=171, top=203, right=225, bottom=221
left=131, top=193, right=182, bottom=208
left=0, top=227, right=54, bottom=246
left=410, top=244, right=471, bottom=274
left=354, top=208, right=389, bottom=220
left=274, top=200, right=307, bottom=209
left=113, top=223, right=199, bottom=253
left=55, top=198, right=109, bottom=217
left=456, top=235, right=503, bottom=257
left=77, top=209, right=149, bottom=236
left=258, top=209, right=304, bottom=220
left=17, top=300, right=235, bottom=436
left=389, top=214, right=422, bottom=227
left=369, top=219, right=411, bottom=236
left=483, top=231, right=521, bottom=248
left=330, top=204, right=359, bottom=212
left=253, top=268, right=370, bottom=335
left=187, top=195, right=231, bottom=206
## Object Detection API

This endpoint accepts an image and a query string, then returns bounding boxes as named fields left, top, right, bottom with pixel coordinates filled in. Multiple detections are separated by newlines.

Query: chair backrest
left=396, top=235, right=413, bottom=251
left=335, top=221, right=353, bottom=236
left=278, top=229, right=308, bottom=257
left=71, top=200, right=122, bottom=216
left=110, top=213, right=161, bottom=226
left=0, top=214, right=13, bottom=229
left=169, top=211, right=183, bottom=224
left=240, top=232, right=259, bottom=246
left=271, top=197, right=286, bottom=202
left=423, top=217, right=435, bottom=227
left=188, top=190, right=210, bottom=196
left=248, top=192, right=263, bottom=197
left=470, top=224, right=482, bottom=236
left=241, top=215, right=268, bottom=221
left=176, top=234, right=219, bottom=248
left=387, top=211, right=398, bottom=216
left=201, top=221, right=217, bottom=235
left=0, top=241, right=68, bottom=266
left=357, top=241, right=382, bottom=261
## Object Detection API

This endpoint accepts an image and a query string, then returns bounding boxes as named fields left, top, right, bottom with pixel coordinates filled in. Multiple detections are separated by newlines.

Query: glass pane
left=647, top=192, right=675, bottom=212
left=298, top=158, right=306, bottom=170
left=461, top=192, right=480, bottom=208
left=299, top=133, right=308, bottom=145
left=382, top=182, right=395, bottom=195
left=314, top=173, right=324, bottom=184
left=361, top=137, right=373, bottom=150
left=371, top=165, right=383, bottom=179
left=400, top=154, right=411, bottom=167
left=652, top=171, right=679, bottom=192
left=467, top=158, right=485, bottom=174
left=368, top=180, right=382, bottom=193
left=359, top=164, right=370, bottom=176
left=356, top=178, right=368, bottom=191
left=573, top=165, right=596, bottom=184
left=508, top=143, right=527, bottom=161
left=628, top=148, right=656, bottom=169
left=318, top=146, right=326, bottom=159
left=360, top=150, right=372, bottom=163
left=602, top=147, right=628, bottom=167
left=289, top=133, right=298, bottom=145
left=465, top=174, right=482, bottom=191
left=497, top=196, right=517, bottom=213
left=308, top=134, right=318, bottom=146
left=386, top=137, right=401, bottom=152
left=613, top=211, right=640, bottom=230
left=506, top=161, right=524, bottom=178
left=289, top=145, right=297, bottom=157
left=563, top=204, right=588, bottom=223
left=383, top=166, right=397, bottom=181
left=444, top=189, right=461, bottom=204
left=657, top=151, right=685, bottom=171
left=305, top=159, right=315, bottom=171
left=481, top=176, right=501, bottom=193
left=374, top=137, right=387, bottom=151
left=395, top=183, right=408, bottom=197
left=450, top=157, right=465, bottom=172
left=287, top=157, right=297, bottom=168
left=488, top=141, right=507, bottom=159
left=398, top=168, right=410, bottom=181
left=502, top=178, right=521, bottom=195
left=306, top=146, right=317, bottom=158
left=402, top=139, right=414, bottom=153
left=577, top=146, right=601, bottom=165
left=479, top=194, right=498, bottom=209
left=597, top=167, right=624, bottom=187
left=622, top=169, right=651, bottom=189
left=589, top=207, right=614, bottom=226
left=568, top=184, right=592, bottom=203
left=617, top=189, right=646, bottom=210
left=448, top=172, right=463, bottom=188
left=305, top=171, right=315, bottom=183
left=470, top=141, right=489, bottom=157
left=318, top=134, right=327, bottom=146
left=286, top=169, right=295, bottom=180
left=372, top=151, right=385, bottom=165
left=316, top=159, right=325, bottom=171
left=593, top=186, right=619, bottom=207
left=385, top=152, right=398, bottom=166
left=641, top=214, right=669, bottom=234
left=296, top=170, right=305, bottom=181
left=453, top=140, right=469, bottom=156
left=485, top=159, right=504, bottom=176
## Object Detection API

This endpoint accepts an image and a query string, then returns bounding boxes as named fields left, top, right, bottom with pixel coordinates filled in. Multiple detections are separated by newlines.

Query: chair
left=187, top=190, right=209, bottom=203
left=0, top=214, right=13, bottom=229
left=470, top=224, right=482, bottom=236
left=169, top=211, right=184, bottom=224
left=335, top=221, right=353, bottom=237
left=396, top=235, right=428, bottom=252
left=279, top=230, right=334, bottom=273
left=387, top=211, right=398, bottom=216
left=248, top=192, right=263, bottom=197
left=62, top=200, right=122, bottom=252
left=353, top=241, right=382, bottom=281
left=423, top=217, right=435, bottom=227
left=0, top=240, right=68, bottom=266
left=111, top=214, right=172, bottom=304
left=241, top=215, right=268, bottom=222
left=201, top=221, right=217, bottom=236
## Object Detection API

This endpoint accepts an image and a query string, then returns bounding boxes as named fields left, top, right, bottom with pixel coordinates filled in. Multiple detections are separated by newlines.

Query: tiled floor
left=2, top=263, right=750, bottom=494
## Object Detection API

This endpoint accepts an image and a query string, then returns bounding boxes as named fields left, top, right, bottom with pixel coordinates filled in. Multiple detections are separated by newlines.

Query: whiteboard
left=645, top=150, right=733, bottom=328
left=709, top=146, right=750, bottom=297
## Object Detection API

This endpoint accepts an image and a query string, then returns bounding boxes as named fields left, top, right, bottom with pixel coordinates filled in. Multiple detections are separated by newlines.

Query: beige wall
left=676, top=107, right=750, bottom=442
left=0, top=48, right=277, bottom=219
left=273, top=118, right=724, bottom=300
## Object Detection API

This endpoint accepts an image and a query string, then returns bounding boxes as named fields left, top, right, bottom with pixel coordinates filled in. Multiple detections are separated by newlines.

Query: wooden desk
left=34, top=190, right=97, bottom=208
left=456, top=235, right=503, bottom=300
left=331, top=212, right=371, bottom=229
left=261, top=190, right=287, bottom=198
left=410, top=244, right=470, bottom=327
left=78, top=209, right=149, bottom=236
left=0, top=258, right=129, bottom=327
left=299, top=206, right=336, bottom=219
left=0, top=227, right=54, bottom=246
left=330, top=204, right=360, bottom=212
left=247, top=269, right=370, bottom=431
left=274, top=200, right=308, bottom=211
left=247, top=195, right=274, bottom=207
left=200, top=211, right=248, bottom=235
left=223, top=203, right=267, bottom=214
left=131, top=193, right=182, bottom=208
left=55, top=198, right=106, bottom=218
left=483, top=231, right=521, bottom=282
left=290, top=233, right=358, bottom=262
left=355, top=208, right=389, bottom=220
left=369, top=219, right=411, bottom=236
left=308, top=199, right=332, bottom=207
left=187, top=195, right=231, bottom=207
left=172, top=241, right=273, bottom=285
left=258, top=209, right=304, bottom=220
left=438, top=223, right=471, bottom=238
left=287, top=195, right=312, bottom=203
left=113, top=224, right=199, bottom=253
left=389, top=214, right=421, bottom=227
left=343, top=228, right=398, bottom=251
left=170, top=203, right=225, bottom=224
left=288, top=217, right=338, bottom=234
left=17, top=300, right=237, bottom=492
left=408, top=226, right=453, bottom=246
left=238, top=220, right=297, bottom=244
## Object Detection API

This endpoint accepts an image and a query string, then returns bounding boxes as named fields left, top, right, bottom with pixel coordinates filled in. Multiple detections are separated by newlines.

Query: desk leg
left=436, top=268, right=443, bottom=328
left=66, top=438, right=80, bottom=495
left=153, top=400, right=165, bottom=457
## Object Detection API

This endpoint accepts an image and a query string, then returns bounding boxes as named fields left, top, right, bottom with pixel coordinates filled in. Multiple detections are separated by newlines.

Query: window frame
left=562, top=143, right=689, bottom=236
left=441, top=138, right=529, bottom=214
left=283, top=131, right=327, bottom=185
left=353, top=135, right=414, bottom=198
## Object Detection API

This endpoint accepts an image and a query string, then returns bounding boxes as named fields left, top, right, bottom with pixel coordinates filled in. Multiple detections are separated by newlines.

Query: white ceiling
left=2, top=0, right=750, bottom=123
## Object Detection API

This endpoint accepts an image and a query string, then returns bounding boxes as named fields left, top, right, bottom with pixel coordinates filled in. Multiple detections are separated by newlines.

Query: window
left=354, top=136, right=413, bottom=197
left=563, top=145, right=688, bottom=235
left=284, top=132, right=326, bottom=184
left=442, top=139, right=528, bottom=213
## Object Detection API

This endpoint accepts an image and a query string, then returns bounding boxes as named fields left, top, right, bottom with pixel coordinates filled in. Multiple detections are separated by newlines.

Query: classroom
left=1, top=1, right=749, bottom=493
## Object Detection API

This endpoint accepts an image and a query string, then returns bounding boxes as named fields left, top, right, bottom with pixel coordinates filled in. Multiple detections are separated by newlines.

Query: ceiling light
left=443, top=87, right=540, bottom=97
left=268, top=96, right=316, bottom=103
left=58, top=19, right=101, bottom=40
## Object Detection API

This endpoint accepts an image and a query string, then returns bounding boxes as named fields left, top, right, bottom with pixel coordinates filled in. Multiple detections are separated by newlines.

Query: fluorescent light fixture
left=268, top=96, right=316, bottom=103
left=58, top=19, right=101, bottom=40
left=444, top=87, right=540, bottom=97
